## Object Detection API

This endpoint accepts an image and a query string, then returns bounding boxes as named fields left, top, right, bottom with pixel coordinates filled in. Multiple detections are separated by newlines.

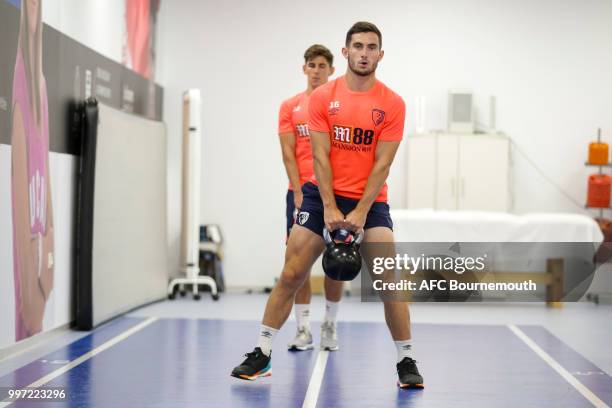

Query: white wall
left=43, top=0, right=125, bottom=63
left=157, top=0, right=612, bottom=288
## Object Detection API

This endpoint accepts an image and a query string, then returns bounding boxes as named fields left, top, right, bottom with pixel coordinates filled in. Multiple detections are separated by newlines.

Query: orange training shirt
left=278, top=91, right=314, bottom=190
left=308, top=76, right=406, bottom=202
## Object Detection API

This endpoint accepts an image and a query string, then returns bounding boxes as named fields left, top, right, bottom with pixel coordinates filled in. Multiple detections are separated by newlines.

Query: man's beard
left=348, top=57, right=378, bottom=77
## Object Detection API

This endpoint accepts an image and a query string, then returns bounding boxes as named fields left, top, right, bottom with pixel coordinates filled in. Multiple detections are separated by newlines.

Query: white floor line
left=302, top=350, right=329, bottom=408
left=507, top=324, right=609, bottom=408
left=0, top=317, right=158, bottom=408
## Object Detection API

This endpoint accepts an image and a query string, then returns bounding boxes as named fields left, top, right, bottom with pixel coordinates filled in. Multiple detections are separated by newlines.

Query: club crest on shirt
left=372, top=109, right=385, bottom=126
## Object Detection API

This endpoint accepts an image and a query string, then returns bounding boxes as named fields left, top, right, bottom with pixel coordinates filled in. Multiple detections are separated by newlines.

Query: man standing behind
left=278, top=45, right=344, bottom=352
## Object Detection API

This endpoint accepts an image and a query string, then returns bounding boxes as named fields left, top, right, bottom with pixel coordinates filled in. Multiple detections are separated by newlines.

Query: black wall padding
left=75, top=98, right=99, bottom=330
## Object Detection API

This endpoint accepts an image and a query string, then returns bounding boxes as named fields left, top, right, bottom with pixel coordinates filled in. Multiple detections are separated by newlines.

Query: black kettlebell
left=322, top=228, right=363, bottom=281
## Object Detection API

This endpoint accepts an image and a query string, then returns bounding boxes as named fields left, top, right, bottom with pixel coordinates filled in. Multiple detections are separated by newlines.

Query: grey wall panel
left=91, top=103, right=167, bottom=327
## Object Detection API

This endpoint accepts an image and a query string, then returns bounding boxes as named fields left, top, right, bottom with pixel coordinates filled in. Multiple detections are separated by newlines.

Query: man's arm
left=278, top=132, right=303, bottom=208
left=344, top=141, right=400, bottom=231
left=310, top=130, right=345, bottom=230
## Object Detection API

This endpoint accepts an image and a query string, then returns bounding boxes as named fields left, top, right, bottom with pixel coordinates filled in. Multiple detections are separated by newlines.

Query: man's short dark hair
left=345, top=21, right=382, bottom=48
left=304, top=44, right=334, bottom=67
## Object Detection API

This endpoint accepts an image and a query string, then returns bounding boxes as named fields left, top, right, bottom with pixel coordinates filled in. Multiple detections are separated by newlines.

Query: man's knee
left=279, top=257, right=310, bottom=290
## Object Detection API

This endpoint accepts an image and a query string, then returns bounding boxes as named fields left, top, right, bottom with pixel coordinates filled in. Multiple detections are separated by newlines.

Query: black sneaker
left=231, top=347, right=272, bottom=381
left=396, top=357, right=424, bottom=389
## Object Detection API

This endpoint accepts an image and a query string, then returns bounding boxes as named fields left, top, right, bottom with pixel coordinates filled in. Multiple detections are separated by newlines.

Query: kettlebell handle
left=323, top=228, right=363, bottom=246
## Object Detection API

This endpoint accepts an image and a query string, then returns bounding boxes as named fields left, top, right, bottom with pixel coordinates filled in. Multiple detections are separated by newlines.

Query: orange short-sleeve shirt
left=308, top=76, right=406, bottom=202
left=278, top=91, right=314, bottom=190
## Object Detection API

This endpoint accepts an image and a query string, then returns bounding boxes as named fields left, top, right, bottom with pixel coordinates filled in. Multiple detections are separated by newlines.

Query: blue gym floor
left=1, top=311, right=611, bottom=407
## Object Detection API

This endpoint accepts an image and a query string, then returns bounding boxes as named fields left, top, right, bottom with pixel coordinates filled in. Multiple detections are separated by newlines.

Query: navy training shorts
left=295, top=182, right=393, bottom=237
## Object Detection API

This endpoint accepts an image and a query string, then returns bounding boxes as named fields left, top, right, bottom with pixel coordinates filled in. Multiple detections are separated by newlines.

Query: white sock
left=324, top=300, right=339, bottom=324
left=257, top=325, right=278, bottom=357
left=395, top=340, right=413, bottom=363
left=294, top=304, right=310, bottom=330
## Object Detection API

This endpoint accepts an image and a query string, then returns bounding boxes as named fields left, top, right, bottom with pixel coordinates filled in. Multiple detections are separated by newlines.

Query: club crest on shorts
left=372, top=109, right=385, bottom=126
left=297, top=211, right=310, bottom=225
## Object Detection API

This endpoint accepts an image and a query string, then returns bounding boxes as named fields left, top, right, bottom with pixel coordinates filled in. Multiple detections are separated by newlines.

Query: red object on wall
left=588, top=142, right=609, bottom=165
left=587, top=174, right=612, bottom=208
left=126, top=0, right=151, bottom=78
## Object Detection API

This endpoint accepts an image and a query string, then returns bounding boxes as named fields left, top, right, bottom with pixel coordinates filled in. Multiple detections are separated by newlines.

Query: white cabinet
left=405, top=135, right=437, bottom=208
left=435, top=134, right=459, bottom=210
left=406, top=133, right=510, bottom=211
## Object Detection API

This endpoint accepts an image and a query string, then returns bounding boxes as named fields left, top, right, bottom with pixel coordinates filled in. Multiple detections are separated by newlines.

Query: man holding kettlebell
left=231, top=21, right=424, bottom=389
